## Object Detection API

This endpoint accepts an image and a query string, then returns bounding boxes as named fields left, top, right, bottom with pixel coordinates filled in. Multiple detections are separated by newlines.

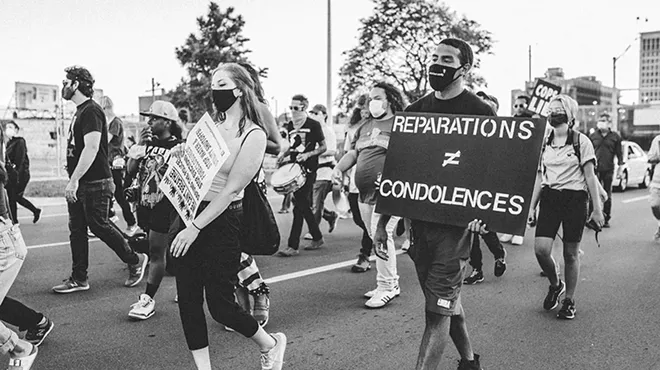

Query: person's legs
left=349, top=192, right=372, bottom=256
left=468, top=235, right=483, bottom=271
left=82, top=179, right=139, bottom=266
left=600, top=170, right=613, bottom=223
left=449, top=305, right=475, bottom=361
left=481, top=231, right=505, bottom=260
left=311, top=181, right=326, bottom=226
left=650, top=188, right=660, bottom=240
left=112, top=169, right=136, bottom=227
left=562, top=241, right=580, bottom=300
left=0, top=297, right=43, bottom=332
left=416, top=310, right=452, bottom=370
left=535, top=237, right=559, bottom=286
left=5, top=181, right=19, bottom=224
left=297, top=174, right=322, bottom=242
left=145, top=231, right=168, bottom=296
left=371, top=211, right=399, bottom=291
left=67, top=198, right=89, bottom=283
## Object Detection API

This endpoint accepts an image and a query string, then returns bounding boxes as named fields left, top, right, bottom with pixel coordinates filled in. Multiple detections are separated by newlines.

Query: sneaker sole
left=27, top=322, right=54, bottom=347
left=128, top=311, right=155, bottom=320
left=365, top=294, right=397, bottom=308
left=557, top=310, right=576, bottom=320
left=463, top=278, right=484, bottom=285
left=351, top=265, right=371, bottom=273
left=53, top=285, right=90, bottom=294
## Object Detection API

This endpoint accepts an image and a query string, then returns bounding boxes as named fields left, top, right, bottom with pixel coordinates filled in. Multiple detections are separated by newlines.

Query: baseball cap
left=140, top=101, right=178, bottom=121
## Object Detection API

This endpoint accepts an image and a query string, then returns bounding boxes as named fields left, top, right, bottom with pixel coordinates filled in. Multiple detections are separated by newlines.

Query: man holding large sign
left=528, top=79, right=562, bottom=117
left=374, top=39, right=543, bottom=370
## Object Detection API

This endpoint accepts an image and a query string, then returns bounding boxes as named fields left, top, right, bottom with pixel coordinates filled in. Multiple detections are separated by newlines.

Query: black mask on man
left=428, top=64, right=463, bottom=92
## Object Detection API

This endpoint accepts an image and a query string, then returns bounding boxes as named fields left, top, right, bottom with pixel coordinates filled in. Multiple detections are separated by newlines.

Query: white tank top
left=203, top=125, right=262, bottom=202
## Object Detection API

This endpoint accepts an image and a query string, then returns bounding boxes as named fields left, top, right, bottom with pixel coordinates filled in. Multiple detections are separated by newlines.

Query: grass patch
left=24, top=179, right=68, bottom=198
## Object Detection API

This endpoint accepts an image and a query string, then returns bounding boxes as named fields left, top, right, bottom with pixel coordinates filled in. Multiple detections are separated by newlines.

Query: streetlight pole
left=326, top=0, right=332, bottom=124
left=612, top=57, right=618, bottom=132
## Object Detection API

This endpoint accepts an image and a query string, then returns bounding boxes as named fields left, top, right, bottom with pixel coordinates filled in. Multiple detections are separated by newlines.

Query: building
left=639, top=30, right=660, bottom=103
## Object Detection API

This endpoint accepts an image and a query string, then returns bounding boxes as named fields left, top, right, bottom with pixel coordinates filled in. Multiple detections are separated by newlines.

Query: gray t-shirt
left=351, top=116, right=394, bottom=205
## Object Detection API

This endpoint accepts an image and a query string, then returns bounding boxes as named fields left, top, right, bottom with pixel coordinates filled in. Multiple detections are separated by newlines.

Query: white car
left=613, top=141, right=652, bottom=192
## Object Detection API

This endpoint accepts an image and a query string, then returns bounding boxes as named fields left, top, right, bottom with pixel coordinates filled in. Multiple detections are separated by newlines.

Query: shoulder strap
left=239, top=127, right=265, bottom=182
left=571, top=129, right=582, bottom=167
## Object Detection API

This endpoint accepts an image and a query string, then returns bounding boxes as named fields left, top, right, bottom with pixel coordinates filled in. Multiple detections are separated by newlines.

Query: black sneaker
left=33, top=209, right=42, bottom=224
left=557, top=298, right=576, bottom=319
left=494, top=250, right=507, bottom=277
left=25, top=316, right=54, bottom=346
left=457, top=353, right=482, bottom=370
left=543, top=280, right=566, bottom=310
left=603, top=220, right=610, bottom=228
left=463, top=270, right=484, bottom=285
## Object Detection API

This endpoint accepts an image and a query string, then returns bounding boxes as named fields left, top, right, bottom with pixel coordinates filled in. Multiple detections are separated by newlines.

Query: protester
left=53, top=66, right=148, bottom=294
left=374, top=38, right=490, bottom=369
left=99, top=96, right=138, bottom=235
left=125, top=100, right=182, bottom=320
left=463, top=93, right=508, bottom=285
left=275, top=94, right=327, bottom=256
left=4, top=121, right=41, bottom=224
left=307, top=103, right=339, bottom=239
left=334, top=81, right=406, bottom=309
left=344, top=96, right=374, bottom=272
left=499, top=95, right=535, bottom=245
left=169, top=63, right=285, bottom=370
left=528, top=94, right=604, bottom=320
left=589, top=113, right=624, bottom=228
left=647, top=133, right=660, bottom=241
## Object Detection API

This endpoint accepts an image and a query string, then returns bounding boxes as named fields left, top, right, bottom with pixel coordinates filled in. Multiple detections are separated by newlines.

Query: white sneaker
left=261, top=332, right=287, bottom=370
left=365, top=286, right=400, bottom=308
left=303, top=233, right=313, bottom=240
left=499, top=234, right=513, bottom=243
left=126, top=225, right=139, bottom=237
left=128, top=294, right=155, bottom=320
left=401, top=239, right=410, bottom=252
left=363, top=287, right=379, bottom=298
left=511, top=236, right=524, bottom=245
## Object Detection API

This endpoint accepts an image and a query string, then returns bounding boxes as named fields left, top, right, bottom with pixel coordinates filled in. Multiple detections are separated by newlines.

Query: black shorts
left=535, top=187, right=588, bottom=243
left=136, top=200, right=177, bottom=234
left=408, top=221, right=472, bottom=316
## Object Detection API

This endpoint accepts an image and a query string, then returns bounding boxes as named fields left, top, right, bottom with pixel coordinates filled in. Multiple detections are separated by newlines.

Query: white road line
left=622, top=195, right=650, bottom=204
left=18, top=213, right=69, bottom=221
left=264, top=250, right=406, bottom=284
left=24, top=238, right=406, bottom=284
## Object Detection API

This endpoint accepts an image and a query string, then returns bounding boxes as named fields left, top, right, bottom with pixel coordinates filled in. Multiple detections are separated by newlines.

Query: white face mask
left=369, top=100, right=386, bottom=118
left=596, top=121, right=609, bottom=131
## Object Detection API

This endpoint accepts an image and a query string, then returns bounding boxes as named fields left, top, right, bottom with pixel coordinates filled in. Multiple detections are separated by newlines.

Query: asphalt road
left=2, top=189, right=660, bottom=370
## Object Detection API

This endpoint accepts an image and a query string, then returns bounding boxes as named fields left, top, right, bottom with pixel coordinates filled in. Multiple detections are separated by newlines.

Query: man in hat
left=53, top=66, right=148, bottom=294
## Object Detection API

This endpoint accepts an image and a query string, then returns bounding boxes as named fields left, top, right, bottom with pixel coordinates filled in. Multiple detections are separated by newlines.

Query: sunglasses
left=514, top=104, right=527, bottom=109
left=290, top=106, right=304, bottom=111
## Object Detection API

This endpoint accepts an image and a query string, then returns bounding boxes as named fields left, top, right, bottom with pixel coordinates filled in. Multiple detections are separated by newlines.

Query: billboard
left=15, top=82, right=59, bottom=112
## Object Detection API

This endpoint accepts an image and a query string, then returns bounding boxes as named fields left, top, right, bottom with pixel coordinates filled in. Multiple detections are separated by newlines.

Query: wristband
left=191, top=221, right=201, bottom=231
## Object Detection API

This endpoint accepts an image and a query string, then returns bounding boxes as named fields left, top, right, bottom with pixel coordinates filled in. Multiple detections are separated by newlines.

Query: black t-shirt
left=66, top=99, right=112, bottom=181
left=405, top=89, right=495, bottom=116
left=286, top=117, right=325, bottom=172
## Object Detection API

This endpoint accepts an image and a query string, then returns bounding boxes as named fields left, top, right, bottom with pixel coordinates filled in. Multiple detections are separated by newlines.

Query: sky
left=1, top=0, right=659, bottom=119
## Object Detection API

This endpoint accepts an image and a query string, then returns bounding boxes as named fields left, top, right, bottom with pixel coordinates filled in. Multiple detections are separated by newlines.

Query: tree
left=166, top=2, right=265, bottom=121
left=337, top=0, right=494, bottom=110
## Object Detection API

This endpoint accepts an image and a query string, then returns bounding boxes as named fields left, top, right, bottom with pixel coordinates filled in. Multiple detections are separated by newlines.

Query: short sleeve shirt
left=66, top=99, right=112, bottom=181
left=286, top=117, right=325, bottom=172
left=541, top=131, right=596, bottom=191
left=351, top=116, right=394, bottom=205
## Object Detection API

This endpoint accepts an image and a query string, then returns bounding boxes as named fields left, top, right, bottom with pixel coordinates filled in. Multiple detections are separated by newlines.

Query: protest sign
left=375, top=112, right=545, bottom=236
left=159, top=112, right=230, bottom=226
left=528, top=79, right=562, bottom=117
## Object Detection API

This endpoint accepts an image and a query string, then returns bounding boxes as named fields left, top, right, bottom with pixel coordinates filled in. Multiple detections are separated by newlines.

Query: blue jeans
left=68, top=178, right=138, bottom=282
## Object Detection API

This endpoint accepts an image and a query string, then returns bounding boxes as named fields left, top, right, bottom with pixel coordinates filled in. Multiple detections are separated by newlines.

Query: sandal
left=8, top=345, right=38, bottom=370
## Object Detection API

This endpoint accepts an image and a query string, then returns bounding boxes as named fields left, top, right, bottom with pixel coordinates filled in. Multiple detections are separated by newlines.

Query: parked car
left=613, top=141, right=652, bottom=192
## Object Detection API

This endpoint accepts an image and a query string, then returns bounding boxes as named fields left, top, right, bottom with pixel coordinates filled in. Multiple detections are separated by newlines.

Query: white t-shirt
left=317, top=123, right=337, bottom=182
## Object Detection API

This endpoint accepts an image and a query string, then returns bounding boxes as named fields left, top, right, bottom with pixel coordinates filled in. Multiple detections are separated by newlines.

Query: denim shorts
left=0, top=223, right=27, bottom=272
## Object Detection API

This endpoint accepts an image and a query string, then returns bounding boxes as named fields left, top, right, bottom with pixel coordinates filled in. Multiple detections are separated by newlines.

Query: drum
left=271, top=163, right=306, bottom=195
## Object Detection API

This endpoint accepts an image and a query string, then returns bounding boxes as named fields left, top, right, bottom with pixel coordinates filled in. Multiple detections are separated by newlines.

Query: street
left=2, top=189, right=660, bottom=370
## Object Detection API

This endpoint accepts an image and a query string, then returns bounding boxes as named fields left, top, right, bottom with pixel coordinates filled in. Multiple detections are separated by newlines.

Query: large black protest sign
left=375, top=112, right=545, bottom=236
left=528, top=79, right=562, bottom=118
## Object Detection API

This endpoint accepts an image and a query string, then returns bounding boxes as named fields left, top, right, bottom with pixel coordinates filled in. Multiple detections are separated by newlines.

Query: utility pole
left=326, top=0, right=332, bottom=124
left=612, top=57, right=618, bottom=131
left=528, top=45, right=532, bottom=83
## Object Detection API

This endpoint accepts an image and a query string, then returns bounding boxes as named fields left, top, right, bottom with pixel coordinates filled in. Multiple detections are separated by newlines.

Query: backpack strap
left=570, top=129, right=582, bottom=172
left=239, top=127, right=265, bottom=182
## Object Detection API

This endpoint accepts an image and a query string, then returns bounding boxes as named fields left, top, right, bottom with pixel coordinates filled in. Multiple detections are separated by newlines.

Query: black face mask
left=212, top=89, right=238, bottom=113
left=428, top=64, right=462, bottom=92
left=548, top=113, right=569, bottom=127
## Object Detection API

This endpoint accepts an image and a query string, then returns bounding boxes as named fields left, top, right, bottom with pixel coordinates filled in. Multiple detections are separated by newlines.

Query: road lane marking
left=622, top=195, right=650, bottom=204
left=264, top=250, right=406, bottom=284
left=18, top=213, right=69, bottom=221
left=24, top=238, right=406, bottom=285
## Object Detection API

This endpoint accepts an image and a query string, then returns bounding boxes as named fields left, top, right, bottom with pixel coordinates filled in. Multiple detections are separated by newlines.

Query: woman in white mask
left=333, top=81, right=407, bottom=309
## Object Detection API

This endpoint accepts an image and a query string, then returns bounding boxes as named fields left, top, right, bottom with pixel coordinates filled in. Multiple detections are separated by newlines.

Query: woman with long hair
left=528, top=94, right=604, bottom=320
left=334, top=82, right=407, bottom=308
left=169, top=63, right=286, bottom=370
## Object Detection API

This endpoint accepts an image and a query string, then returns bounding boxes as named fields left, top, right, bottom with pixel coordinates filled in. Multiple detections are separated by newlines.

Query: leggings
left=172, top=203, right=259, bottom=350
